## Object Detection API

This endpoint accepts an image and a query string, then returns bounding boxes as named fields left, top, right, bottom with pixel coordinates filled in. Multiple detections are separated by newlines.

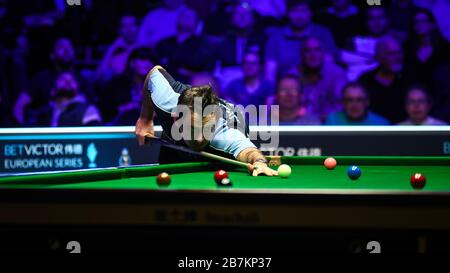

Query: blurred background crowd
left=0, top=0, right=449, bottom=127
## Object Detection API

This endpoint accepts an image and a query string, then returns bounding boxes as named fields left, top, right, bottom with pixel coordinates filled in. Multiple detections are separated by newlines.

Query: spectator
left=4, top=0, right=66, bottom=74
left=215, top=2, right=266, bottom=68
left=274, top=74, right=321, bottom=125
left=96, top=15, right=140, bottom=84
left=404, top=8, right=450, bottom=89
left=318, top=0, right=363, bottom=48
left=14, top=37, right=94, bottom=124
left=340, top=5, right=393, bottom=80
left=325, top=82, right=389, bottom=125
left=99, top=47, right=154, bottom=125
left=224, top=49, right=274, bottom=107
left=155, top=7, right=213, bottom=83
left=358, top=36, right=409, bottom=123
left=265, top=0, right=338, bottom=82
left=415, top=0, right=450, bottom=42
left=26, top=72, right=101, bottom=127
left=398, top=85, right=447, bottom=125
left=388, top=0, right=420, bottom=41
left=202, top=0, right=234, bottom=38
left=138, top=0, right=186, bottom=48
left=289, top=37, right=347, bottom=121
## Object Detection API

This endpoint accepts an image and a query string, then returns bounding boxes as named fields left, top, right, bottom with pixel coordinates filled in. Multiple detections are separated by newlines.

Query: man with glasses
left=325, top=82, right=389, bottom=125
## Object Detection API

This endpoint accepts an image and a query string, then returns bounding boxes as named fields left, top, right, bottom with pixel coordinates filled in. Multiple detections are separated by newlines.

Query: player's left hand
left=249, top=162, right=278, bottom=177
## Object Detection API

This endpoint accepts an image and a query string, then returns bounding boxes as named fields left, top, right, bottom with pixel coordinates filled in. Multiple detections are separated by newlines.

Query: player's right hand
left=135, top=117, right=155, bottom=146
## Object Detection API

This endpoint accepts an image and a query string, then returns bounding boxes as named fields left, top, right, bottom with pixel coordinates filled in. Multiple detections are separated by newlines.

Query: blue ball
left=347, top=165, right=362, bottom=180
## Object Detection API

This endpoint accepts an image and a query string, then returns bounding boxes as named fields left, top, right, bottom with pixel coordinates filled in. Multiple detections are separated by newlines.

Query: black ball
left=217, top=178, right=232, bottom=187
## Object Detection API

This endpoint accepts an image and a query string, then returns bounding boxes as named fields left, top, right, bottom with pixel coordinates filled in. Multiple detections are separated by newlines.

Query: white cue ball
left=277, top=164, right=292, bottom=178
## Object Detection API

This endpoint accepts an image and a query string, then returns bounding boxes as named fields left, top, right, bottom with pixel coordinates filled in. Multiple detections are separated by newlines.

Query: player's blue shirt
left=147, top=66, right=255, bottom=159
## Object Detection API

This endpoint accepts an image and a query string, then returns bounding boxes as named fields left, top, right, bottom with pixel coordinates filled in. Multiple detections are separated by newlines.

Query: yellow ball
left=277, top=164, right=292, bottom=178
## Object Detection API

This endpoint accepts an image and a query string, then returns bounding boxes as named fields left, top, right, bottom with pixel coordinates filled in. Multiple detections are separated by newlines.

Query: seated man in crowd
left=96, top=15, right=140, bottom=84
left=340, top=5, right=392, bottom=80
left=224, top=48, right=274, bottom=107
left=137, top=0, right=186, bottom=48
left=215, top=1, right=266, bottom=68
left=318, top=0, right=363, bottom=48
left=14, top=37, right=95, bottom=124
left=155, top=7, right=213, bottom=83
left=273, top=74, right=321, bottom=125
left=325, top=82, right=389, bottom=125
left=289, top=36, right=347, bottom=122
left=358, top=35, right=410, bottom=124
left=265, top=0, right=337, bottom=82
left=26, top=72, right=102, bottom=127
left=135, top=65, right=277, bottom=177
left=99, top=47, right=154, bottom=125
left=398, top=85, right=447, bottom=125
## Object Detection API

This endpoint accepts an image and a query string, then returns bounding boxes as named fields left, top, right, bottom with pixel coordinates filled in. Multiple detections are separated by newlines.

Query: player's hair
left=178, top=85, right=219, bottom=112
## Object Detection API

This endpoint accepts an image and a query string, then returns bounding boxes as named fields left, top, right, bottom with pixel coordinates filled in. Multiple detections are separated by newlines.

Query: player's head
left=375, top=35, right=403, bottom=73
left=51, top=71, right=79, bottom=102
left=177, top=85, right=220, bottom=151
left=190, top=72, right=221, bottom=97
left=51, top=37, right=75, bottom=66
left=276, top=74, right=303, bottom=110
left=342, top=82, right=370, bottom=121
left=301, top=36, right=324, bottom=71
left=405, top=85, right=432, bottom=124
left=287, top=0, right=312, bottom=30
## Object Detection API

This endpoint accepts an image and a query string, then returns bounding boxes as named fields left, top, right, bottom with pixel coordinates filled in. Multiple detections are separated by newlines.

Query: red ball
left=156, top=172, right=171, bottom=186
left=411, top=173, right=426, bottom=189
left=214, top=170, right=229, bottom=183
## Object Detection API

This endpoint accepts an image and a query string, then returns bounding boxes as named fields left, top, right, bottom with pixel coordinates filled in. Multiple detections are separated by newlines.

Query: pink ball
left=324, top=157, right=337, bottom=170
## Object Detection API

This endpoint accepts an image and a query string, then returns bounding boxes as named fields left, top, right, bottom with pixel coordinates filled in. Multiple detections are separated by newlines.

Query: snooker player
left=135, top=65, right=278, bottom=177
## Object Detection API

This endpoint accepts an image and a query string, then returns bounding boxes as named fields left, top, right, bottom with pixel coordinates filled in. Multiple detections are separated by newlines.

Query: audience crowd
left=1, top=0, right=449, bottom=127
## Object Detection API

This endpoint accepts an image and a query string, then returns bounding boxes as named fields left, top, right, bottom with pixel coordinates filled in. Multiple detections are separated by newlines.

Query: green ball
left=277, top=164, right=292, bottom=178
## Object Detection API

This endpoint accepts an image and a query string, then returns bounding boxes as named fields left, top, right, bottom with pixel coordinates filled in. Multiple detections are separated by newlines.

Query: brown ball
left=156, top=172, right=171, bottom=186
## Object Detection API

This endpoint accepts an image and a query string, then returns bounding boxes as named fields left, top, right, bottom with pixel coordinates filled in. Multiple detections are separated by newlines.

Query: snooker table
left=1, top=156, right=450, bottom=253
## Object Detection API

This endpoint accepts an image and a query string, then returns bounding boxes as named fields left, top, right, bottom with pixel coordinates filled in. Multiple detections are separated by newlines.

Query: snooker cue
left=144, top=136, right=251, bottom=170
